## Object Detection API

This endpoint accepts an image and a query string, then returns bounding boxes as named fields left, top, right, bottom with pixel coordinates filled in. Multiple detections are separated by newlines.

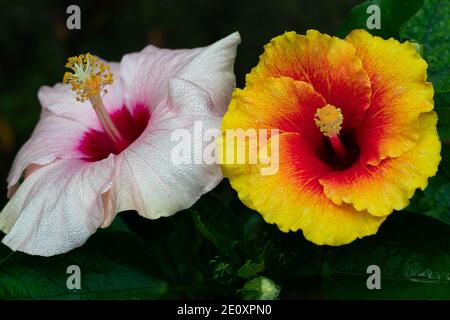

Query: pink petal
left=9, top=61, right=124, bottom=196
left=7, top=110, right=90, bottom=197
left=119, top=46, right=202, bottom=117
left=119, top=32, right=241, bottom=118
left=108, top=79, right=223, bottom=223
left=177, top=32, right=241, bottom=115
left=0, top=157, right=114, bottom=256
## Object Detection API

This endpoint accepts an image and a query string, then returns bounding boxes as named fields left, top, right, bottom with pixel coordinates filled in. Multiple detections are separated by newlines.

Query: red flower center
left=317, top=129, right=360, bottom=170
left=78, top=103, right=150, bottom=161
left=313, top=104, right=359, bottom=169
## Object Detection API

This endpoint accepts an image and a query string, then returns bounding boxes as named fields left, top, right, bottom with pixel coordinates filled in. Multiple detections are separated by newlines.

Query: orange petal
left=320, top=112, right=441, bottom=216
left=219, top=77, right=328, bottom=178
left=221, top=77, right=326, bottom=150
left=345, top=29, right=434, bottom=165
left=247, top=30, right=372, bottom=132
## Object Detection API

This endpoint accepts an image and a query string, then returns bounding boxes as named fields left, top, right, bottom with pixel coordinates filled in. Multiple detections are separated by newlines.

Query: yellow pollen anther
left=63, top=53, right=113, bottom=102
left=314, top=104, right=343, bottom=137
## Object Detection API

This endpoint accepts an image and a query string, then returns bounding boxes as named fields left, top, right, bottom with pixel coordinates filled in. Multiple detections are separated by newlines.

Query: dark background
left=0, top=0, right=360, bottom=209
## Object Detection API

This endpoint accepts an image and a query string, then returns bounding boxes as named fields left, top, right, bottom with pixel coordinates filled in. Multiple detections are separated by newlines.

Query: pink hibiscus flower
left=0, top=32, right=240, bottom=256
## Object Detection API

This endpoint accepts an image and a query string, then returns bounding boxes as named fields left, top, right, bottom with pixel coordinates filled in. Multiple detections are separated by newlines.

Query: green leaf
left=436, top=107, right=450, bottom=140
left=238, top=260, right=265, bottom=280
left=400, top=0, right=450, bottom=92
left=435, top=93, right=450, bottom=140
left=408, top=173, right=450, bottom=225
left=436, top=92, right=450, bottom=107
left=0, top=231, right=168, bottom=299
left=337, top=0, right=424, bottom=39
left=237, top=276, right=280, bottom=300
left=323, top=213, right=450, bottom=299
left=439, top=144, right=450, bottom=179
left=191, top=193, right=242, bottom=253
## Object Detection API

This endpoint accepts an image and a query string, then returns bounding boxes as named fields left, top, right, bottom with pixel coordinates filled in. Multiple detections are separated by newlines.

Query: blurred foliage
left=323, top=213, right=450, bottom=299
left=400, top=0, right=450, bottom=92
left=337, top=0, right=424, bottom=38
left=0, top=231, right=169, bottom=299
left=1, top=0, right=450, bottom=300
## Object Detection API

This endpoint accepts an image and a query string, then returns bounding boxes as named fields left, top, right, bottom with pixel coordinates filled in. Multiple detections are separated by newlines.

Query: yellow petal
left=224, top=132, right=386, bottom=246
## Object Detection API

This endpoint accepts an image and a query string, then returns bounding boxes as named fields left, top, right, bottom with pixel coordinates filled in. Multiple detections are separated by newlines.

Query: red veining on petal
left=78, top=103, right=150, bottom=161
